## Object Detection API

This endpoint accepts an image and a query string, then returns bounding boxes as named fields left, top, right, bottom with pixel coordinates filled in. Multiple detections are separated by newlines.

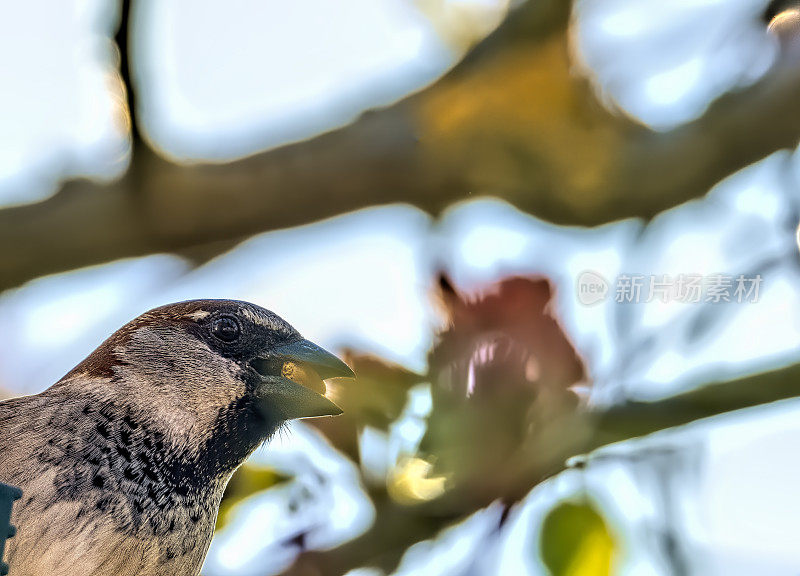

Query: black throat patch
left=36, top=388, right=274, bottom=561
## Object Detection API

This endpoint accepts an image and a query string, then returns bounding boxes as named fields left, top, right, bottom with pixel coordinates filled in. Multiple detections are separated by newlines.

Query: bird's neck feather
left=36, top=380, right=277, bottom=543
left=48, top=378, right=273, bottom=485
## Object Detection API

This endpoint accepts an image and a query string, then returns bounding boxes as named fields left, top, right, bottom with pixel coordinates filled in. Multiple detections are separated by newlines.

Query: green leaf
left=540, top=501, right=616, bottom=576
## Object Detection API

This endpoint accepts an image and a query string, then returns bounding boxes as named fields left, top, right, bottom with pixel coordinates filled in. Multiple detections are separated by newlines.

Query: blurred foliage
left=421, top=275, right=585, bottom=503
left=429, top=275, right=585, bottom=397
left=540, top=501, right=617, bottom=576
left=415, top=0, right=509, bottom=52
left=280, top=270, right=800, bottom=575
left=388, top=456, right=448, bottom=505
left=418, top=36, right=623, bottom=215
left=311, top=353, right=426, bottom=465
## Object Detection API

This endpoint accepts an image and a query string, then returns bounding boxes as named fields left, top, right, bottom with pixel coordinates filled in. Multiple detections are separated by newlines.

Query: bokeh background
left=3, top=0, right=800, bottom=574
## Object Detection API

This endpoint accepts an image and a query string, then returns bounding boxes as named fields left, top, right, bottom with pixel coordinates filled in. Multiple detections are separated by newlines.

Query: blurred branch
left=3, top=0, right=800, bottom=289
left=285, top=489, right=448, bottom=576
left=429, top=360, right=800, bottom=513
left=115, top=0, right=138, bottom=144
left=281, top=361, right=800, bottom=575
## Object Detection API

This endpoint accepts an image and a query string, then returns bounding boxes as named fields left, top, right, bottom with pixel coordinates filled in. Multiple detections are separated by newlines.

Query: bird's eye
left=211, top=316, right=241, bottom=342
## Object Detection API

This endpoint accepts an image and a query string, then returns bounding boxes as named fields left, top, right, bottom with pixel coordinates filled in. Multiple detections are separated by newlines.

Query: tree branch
left=2, top=1, right=799, bottom=290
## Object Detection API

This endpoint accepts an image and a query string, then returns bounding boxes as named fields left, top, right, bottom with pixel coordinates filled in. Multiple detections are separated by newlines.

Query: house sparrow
left=0, top=300, right=352, bottom=576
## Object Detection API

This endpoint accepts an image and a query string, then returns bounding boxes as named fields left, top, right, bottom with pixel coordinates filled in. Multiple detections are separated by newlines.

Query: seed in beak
left=281, top=361, right=326, bottom=395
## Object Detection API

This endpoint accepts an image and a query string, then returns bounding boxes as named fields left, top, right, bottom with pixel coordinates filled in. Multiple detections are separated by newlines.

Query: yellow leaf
left=540, top=501, right=616, bottom=576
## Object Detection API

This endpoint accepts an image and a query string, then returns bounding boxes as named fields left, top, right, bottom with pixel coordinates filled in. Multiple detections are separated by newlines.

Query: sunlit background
left=2, top=0, right=800, bottom=574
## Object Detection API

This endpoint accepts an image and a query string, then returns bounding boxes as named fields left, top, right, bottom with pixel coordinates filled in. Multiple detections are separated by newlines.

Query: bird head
left=63, top=299, right=351, bottom=448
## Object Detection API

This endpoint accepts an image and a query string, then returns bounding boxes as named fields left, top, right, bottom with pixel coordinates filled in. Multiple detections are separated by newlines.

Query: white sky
left=132, top=0, right=457, bottom=161
left=574, top=0, right=776, bottom=130
left=0, top=0, right=129, bottom=207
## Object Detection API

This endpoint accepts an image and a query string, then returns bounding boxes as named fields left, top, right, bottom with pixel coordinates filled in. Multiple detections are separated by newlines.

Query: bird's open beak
left=253, top=339, right=352, bottom=420
left=272, top=339, right=355, bottom=380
